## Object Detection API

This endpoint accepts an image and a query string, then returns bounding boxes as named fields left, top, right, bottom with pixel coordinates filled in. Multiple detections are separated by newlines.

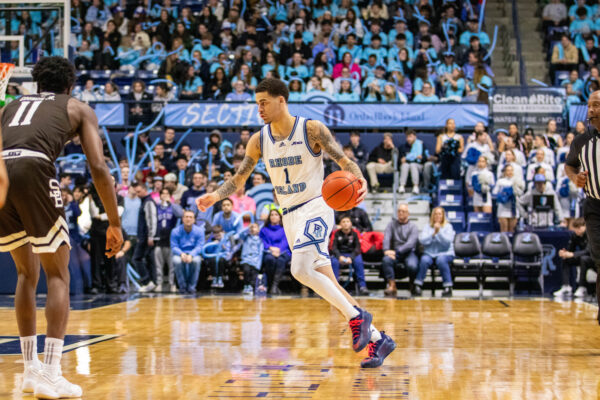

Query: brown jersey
left=1, top=93, right=73, bottom=162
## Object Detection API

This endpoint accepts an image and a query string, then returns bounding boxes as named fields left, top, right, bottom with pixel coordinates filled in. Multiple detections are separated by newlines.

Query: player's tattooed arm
left=214, top=132, right=261, bottom=201
left=307, top=120, right=364, bottom=179
left=215, top=155, right=258, bottom=200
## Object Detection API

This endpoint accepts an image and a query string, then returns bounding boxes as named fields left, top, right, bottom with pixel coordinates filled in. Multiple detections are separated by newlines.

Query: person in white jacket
left=414, top=207, right=456, bottom=297
left=467, top=156, right=495, bottom=213
left=496, top=149, right=524, bottom=181
left=493, top=164, right=525, bottom=232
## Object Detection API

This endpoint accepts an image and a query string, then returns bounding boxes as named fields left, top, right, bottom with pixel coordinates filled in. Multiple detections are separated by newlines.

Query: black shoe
left=412, top=285, right=422, bottom=297
left=361, top=331, right=396, bottom=368
left=442, top=287, right=453, bottom=297
left=359, top=286, right=370, bottom=296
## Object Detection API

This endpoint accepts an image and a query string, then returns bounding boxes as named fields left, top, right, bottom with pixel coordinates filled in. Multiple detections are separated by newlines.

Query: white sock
left=43, top=337, right=64, bottom=378
left=290, top=252, right=360, bottom=320
left=370, top=326, right=382, bottom=342
left=20, top=335, right=40, bottom=368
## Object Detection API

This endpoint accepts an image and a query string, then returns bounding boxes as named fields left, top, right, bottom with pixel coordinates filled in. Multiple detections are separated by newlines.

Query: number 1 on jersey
left=284, top=167, right=290, bottom=184
left=8, top=100, right=43, bottom=127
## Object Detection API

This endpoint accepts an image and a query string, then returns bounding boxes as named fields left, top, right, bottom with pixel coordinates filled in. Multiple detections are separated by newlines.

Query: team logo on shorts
left=49, top=179, right=63, bottom=208
left=294, top=217, right=329, bottom=256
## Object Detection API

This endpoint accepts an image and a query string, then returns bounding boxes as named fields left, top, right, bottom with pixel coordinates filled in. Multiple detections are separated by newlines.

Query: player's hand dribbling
left=196, top=192, right=219, bottom=212
left=575, top=171, right=588, bottom=188
left=105, top=225, right=124, bottom=258
left=356, top=177, right=368, bottom=203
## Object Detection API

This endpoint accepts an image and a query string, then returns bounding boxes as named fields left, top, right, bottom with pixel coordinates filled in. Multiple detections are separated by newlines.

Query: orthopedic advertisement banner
left=162, top=102, right=489, bottom=129
left=491, top=87, right=566, bottom=129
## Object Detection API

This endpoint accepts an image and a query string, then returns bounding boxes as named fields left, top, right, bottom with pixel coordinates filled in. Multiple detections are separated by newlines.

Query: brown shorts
left=0, top=154, right=70, bottom=253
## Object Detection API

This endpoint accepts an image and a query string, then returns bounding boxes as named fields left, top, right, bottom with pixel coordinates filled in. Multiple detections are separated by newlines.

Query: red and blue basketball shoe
left=349, top=306, right=373, bottom=352
left=360, top=331, right=396, bottom=368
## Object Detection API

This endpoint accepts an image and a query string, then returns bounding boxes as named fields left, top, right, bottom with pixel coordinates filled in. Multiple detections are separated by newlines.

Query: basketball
left=322, top=171, right=361, bottom=211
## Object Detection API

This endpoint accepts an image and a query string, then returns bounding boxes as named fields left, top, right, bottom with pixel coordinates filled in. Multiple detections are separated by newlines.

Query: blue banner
left=93, top=103, right=125, bottom=126
left=569, top=104, right=587, bottom=127
left=164, top=102, right=489, bottom=128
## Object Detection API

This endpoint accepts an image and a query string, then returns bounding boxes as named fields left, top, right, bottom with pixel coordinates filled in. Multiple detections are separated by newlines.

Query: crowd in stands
left=1, top=0, right=495, bottom=103
left=544, top=0, right=600, bottom=105
left=52, top=109, right=587, bottom=298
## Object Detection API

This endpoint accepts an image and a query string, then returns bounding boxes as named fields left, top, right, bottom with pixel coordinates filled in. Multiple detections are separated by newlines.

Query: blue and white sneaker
left=360, top=331, right=396, bottom=368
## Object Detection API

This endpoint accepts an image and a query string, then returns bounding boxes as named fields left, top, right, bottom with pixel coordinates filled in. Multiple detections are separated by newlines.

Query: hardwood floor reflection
left=1, top=296, right=600, bottom=399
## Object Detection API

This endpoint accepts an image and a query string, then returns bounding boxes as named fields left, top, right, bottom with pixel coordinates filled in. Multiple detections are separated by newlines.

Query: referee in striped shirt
left=566, top=90, right=600, bottom=323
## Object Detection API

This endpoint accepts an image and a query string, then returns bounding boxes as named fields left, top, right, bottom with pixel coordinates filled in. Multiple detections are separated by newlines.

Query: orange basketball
left=322, top=171, right=362, bottom=211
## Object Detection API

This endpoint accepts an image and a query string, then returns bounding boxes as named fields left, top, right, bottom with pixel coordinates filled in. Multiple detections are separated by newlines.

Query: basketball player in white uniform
left=197, top=78, right=395, bottom=367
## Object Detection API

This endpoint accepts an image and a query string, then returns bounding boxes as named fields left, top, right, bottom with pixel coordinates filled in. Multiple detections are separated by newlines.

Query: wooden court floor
left=1, top=296, right=600, bottom=399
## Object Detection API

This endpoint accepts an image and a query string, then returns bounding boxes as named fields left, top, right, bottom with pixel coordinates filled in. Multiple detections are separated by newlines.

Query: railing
left=511, top=0, right=527, bottom=87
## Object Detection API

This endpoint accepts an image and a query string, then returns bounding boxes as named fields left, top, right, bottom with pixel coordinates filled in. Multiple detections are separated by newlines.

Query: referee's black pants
left=582, top=198, right=600, bottom=323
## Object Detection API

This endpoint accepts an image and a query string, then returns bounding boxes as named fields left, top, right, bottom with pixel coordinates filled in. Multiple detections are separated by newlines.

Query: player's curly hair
left=256, top=78, right=289, bottom=102
left=31, top=56, right=76, bottom=94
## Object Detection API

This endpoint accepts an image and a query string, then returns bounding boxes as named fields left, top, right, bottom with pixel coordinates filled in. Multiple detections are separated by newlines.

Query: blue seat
left=439, top=194, right=463, bottom=212
left=438, top=179, right=462, bottom=197
left=89, top=69, right=111, bottom=85
left=467, top=212, right=494, bottom=235
left=446, top=211, right=465, bottom=233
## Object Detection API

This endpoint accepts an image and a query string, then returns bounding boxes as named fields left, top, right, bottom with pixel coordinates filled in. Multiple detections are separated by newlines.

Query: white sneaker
left=152, top=284, right=163, bottom=293
left=34, top=372, right=82, bottom=399
left=574, top=286, right=588, bottom=298
left=242, top=285, right=253, bottom=295
left=397, top=185, right=405, bottom=194
left=169, top=284, right=178, bottom=293
left=412, top=186, right=420, bottom=194
left=21, top=362, right=42, bottom=393
left=217, top=277, right=225, bottom=288
left=210, top=278, right=219, bottom=288
left=141, top=282, right=156, bottom=293
left=553, top=285, right=572, bottom=297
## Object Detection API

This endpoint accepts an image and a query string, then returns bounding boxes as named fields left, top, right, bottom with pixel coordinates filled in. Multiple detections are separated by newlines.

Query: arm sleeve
left=170, top=228, right=183, bottom=256
left=418, top=226, right=433, bottom=246
left=172, top=203, right=184, bottom=218
left=190, top=229, right=205, bottom=257
left=436, top=224, right=455, bottom=248
left=145, top=202, right=157, bottom=238
left=383, top=222, right=392, bottom=251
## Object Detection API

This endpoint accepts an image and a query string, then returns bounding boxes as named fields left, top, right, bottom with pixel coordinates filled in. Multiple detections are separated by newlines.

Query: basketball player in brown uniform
left=0, top=57, right=123, bottom=398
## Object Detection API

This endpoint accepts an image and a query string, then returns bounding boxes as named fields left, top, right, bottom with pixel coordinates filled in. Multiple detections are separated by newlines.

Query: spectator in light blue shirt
left=212, top=198, right=242, bottom=234
left=560, top=70, right=584, bottom=97
left=459, top=18, right=490, bottom=47
left=361, top=35, right=388, bottom=64
left=413, top=82, right=440, bottom=102
left=171, top=211, right=205, bottom=293
left=290, top=19, right=315, bottom=45
left=269, top=0, right=289, bottom=22
left=335, top=79, right=360, bottom=101
left=363, top=21, right=388, bottom=47
left=180, top=65, right=203, bottom=100
left=362, top=66, right=386, bottom=92
left=85, top=0, right=111, bottom=28
left=287, top=78, right=305, bottom=102
left=261, top=51, right=286, bottom=79
left=570, top=7, right=595, bottom=38
left=192, top=33, right=223, bottom=63
left=569, top=0, right=592, bottom=20
left=338, top=33, right=363, bottom=62
left=285, top=53, right=310, bottom=80
left=388, top=19, right=414, bottom=49
left=225, top=80, right=252, bottom=102
left=414, top=207, right=456, bottom=296
left=441, top=68, right=466, bottom=101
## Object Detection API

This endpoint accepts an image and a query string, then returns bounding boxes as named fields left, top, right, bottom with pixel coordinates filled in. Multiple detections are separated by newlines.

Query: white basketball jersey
left=260, top=116, right=324, bottom=209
